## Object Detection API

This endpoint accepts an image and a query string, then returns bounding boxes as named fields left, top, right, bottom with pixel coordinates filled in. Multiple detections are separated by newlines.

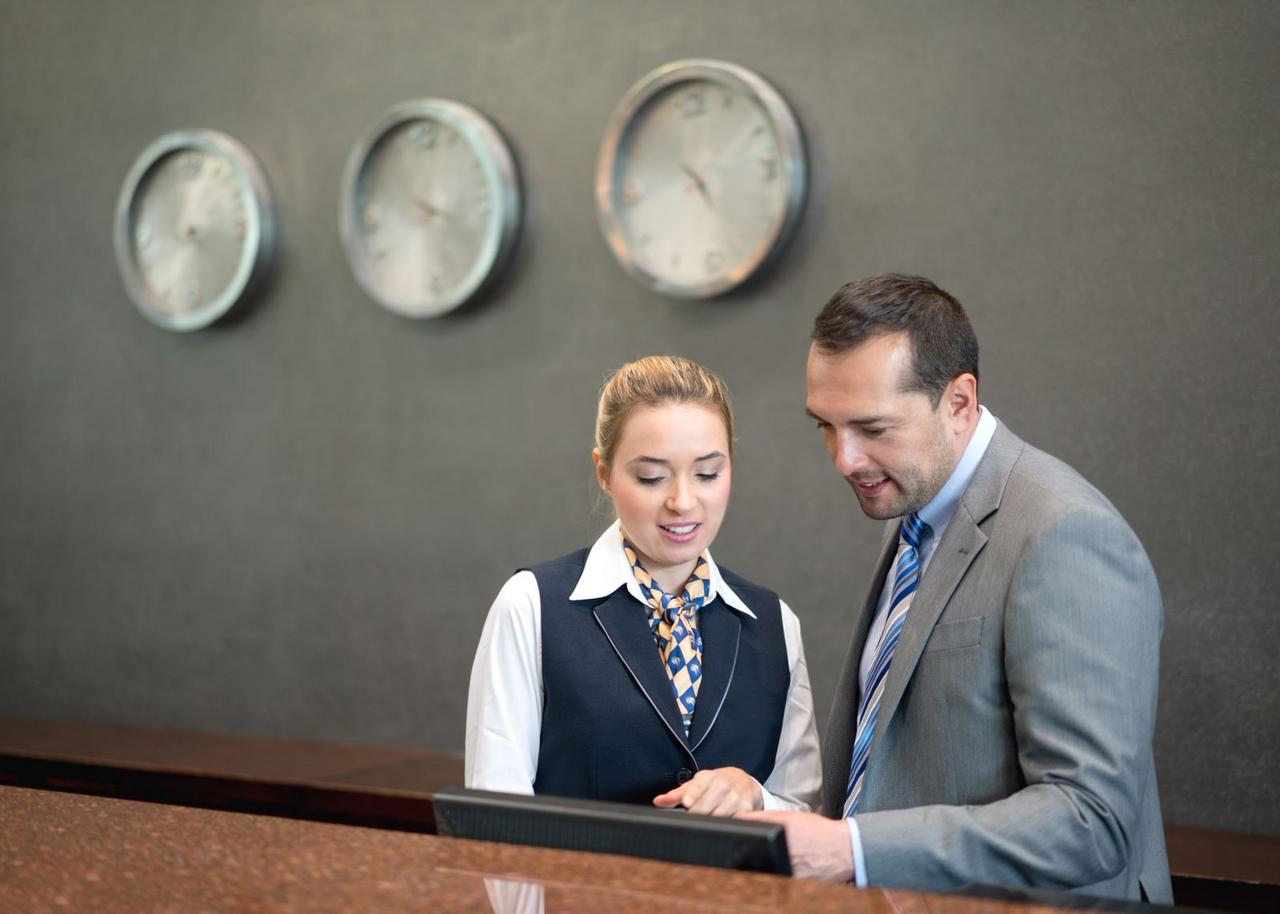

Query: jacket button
left=675, top=768, right=693, bottom=785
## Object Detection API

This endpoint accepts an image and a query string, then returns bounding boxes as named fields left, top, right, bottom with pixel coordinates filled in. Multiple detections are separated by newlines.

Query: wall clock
left=113, top=129, right=275, bottom=331
left=339, top=99, right=522, bottom=319
left=595, top=59, right=807, bottom=299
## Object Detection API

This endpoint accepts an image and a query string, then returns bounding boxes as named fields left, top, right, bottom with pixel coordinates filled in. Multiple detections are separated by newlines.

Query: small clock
left=596, top=59, right=807, bottom=299
left=339, top=99, right=522, bottom=319
left=113, top=129, right=275, bottom=331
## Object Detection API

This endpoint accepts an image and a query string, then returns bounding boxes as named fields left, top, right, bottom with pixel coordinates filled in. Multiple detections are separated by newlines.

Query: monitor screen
left=432, top=786, right=792, bottom=875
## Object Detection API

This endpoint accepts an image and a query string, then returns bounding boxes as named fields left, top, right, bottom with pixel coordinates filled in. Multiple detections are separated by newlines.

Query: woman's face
left=596, top=402, right=732, bottom=593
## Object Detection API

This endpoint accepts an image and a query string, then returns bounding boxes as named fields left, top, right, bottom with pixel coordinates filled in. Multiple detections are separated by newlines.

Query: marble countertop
left=1, top=785, right=1065, bottom=914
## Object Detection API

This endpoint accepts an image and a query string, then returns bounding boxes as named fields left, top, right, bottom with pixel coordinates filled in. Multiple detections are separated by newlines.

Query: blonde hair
left=595, top=356, right=735, bottom=468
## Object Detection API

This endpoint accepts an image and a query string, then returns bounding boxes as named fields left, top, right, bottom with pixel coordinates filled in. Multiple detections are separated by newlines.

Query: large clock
left=339, top=99, right=522, bottom=319
left=595, top=59, right=807, bottom=299
left=113, top=129, right=275, bottom=330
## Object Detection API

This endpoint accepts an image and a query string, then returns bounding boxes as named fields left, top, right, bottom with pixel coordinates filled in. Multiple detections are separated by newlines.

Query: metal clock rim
left=338, top=98, right=522, bottom=319
left=112, top=129, right=275, bottom=331
left=595, top=58, right=807, bottom=300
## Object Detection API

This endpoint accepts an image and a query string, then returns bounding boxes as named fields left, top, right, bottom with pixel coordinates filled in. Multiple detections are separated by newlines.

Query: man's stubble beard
left=854, top=419, right=957, bottom=521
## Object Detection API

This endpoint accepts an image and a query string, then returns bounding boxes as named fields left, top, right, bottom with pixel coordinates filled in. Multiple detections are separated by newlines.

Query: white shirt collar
left=568, top=519, right=757, bottom=619
left=916, top=405, right=998, bottom=538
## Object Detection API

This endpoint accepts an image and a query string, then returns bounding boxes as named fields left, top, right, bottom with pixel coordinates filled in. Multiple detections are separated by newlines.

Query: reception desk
left=3, top=717, right=1276, bottom=913
left=0, top=784, right=1077, bottom=914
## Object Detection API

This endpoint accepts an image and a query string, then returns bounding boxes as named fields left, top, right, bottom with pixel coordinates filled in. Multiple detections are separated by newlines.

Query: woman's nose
left=667, top=478, right=696, bottom=512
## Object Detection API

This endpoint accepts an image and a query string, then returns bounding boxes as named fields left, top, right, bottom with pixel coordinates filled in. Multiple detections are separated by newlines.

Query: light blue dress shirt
left=847, top=406, right=997, bottom=886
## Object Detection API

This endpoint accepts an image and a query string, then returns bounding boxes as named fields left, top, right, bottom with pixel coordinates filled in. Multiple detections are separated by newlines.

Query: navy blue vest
left=529, top=549, right=790, bottom=804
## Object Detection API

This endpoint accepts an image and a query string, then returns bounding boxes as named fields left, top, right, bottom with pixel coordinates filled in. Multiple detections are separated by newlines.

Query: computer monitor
left=432, top=786, right=792, bottom=875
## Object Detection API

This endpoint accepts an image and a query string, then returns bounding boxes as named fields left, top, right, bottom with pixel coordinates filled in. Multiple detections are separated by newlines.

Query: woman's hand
left=652, top=766, right=763, bottom=815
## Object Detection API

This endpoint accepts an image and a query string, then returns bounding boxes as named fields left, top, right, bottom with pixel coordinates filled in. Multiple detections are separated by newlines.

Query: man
left=744, top=274, right=1170, bottom=903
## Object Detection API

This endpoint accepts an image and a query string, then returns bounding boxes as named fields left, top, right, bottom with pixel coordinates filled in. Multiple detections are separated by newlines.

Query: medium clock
left=595, top=59, right=807, bottom=299
left=339, top=99, right=522, bottom=319
left=113, top=130, right=275, bottom=330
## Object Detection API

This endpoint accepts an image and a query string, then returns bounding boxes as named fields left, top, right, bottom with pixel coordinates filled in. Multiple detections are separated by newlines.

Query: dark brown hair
left=812, top=273, right=979, bottom=404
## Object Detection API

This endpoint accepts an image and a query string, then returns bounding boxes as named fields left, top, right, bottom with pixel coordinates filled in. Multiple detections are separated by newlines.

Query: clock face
left=340, top=99, right=521, bottom=318
left=113, top=130, right=274, bottom=331
left=596, top=60, right=807, bottom=299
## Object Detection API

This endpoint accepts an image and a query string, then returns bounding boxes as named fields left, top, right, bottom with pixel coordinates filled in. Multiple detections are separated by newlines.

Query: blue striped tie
left=843, top=511, right=932, bottom=818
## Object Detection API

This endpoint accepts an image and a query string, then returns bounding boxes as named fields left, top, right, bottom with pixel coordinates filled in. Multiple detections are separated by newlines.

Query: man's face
left=805, top=334, right=969, bottom=520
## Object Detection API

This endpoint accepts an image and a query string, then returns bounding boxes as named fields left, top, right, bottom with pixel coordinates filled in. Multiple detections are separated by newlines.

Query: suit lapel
left=866, top=510, right=988, bottom=772
left=863, top=423, right=1024, bottom=796
left=592, top=589, right=690, bottom=750
left=687, top=599, right=741, bottom=751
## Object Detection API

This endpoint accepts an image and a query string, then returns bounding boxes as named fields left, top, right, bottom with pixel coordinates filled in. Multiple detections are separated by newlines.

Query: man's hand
left=652, top=766, right=762, bottom=815
left=738, top=810, right=854, bottom=882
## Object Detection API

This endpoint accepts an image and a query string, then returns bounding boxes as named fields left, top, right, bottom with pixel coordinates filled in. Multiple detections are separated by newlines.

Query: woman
left=465, top=356, right=820, bottom=814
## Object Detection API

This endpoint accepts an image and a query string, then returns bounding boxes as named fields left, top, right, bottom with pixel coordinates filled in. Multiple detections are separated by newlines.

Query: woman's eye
left=635, top=476, right=664, bottom=486
left=696, top=472, right=720, bottom=482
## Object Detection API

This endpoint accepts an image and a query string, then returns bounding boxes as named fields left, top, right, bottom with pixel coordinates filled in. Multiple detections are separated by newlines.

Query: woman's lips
left=659, top=522, right=700, bottom=543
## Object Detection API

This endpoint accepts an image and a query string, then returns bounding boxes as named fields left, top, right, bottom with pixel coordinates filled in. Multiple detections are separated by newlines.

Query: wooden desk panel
left=0, top=715, right=463, bottom=788
left=1, top=786, right=998, bottom=914
left=0, top=716, right=464, bottom=831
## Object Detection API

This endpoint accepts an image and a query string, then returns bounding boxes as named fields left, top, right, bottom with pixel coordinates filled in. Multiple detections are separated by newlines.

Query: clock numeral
left=705, top=250, right=724, bottom=274
left=185, top=282, right=201, bottom=308
left=759, top=157, right=777, bottom=182
left=670, top=253, right=681, bottom=269
left=679, top=91, right=706, bottom=119
left=179, top=152, right=203, bottom=180
left=638, top=233, right=653, bottom=248
left=428, top=273, right=445, bottom=295
left=363, top=205, right=381, bottom=231
left=622, top=178, right=642, bottom=206
left=136, top=226, right=151, bottom=250
left=722, top=93, right=734, bottom=110
left=411, top=122, right=439, bottom=150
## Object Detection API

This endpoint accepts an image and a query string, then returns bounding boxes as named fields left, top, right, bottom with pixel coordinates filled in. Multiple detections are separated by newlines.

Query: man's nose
left=834, top=432, right=870, bottom=477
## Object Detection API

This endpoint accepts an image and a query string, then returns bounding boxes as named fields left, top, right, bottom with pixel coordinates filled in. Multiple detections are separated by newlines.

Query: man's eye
left=863, top=428, right=886, bottom=437
left=815, top=420, right=831, bottom=431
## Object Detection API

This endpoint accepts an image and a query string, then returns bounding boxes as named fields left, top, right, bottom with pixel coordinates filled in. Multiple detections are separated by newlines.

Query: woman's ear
left=592, top=448, right=611, bottom=494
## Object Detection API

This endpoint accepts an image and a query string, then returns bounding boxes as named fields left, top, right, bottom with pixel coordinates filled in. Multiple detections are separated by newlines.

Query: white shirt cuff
left=758, top=781, right=785, bottom=811
left=847, top=817, right=868, bottom=887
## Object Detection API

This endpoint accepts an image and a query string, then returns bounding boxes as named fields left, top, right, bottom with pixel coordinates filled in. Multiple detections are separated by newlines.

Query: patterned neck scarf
left=622, top=534, right=711, bottom=736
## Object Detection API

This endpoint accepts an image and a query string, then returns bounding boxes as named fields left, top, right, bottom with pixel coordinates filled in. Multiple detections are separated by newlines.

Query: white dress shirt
left=465, top=519, right=822, bottom=811
left=847, top=406, right=998, bottom=886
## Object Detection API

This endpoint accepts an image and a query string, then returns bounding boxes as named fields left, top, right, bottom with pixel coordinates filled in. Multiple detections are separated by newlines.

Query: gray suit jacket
left=821, top=422, right=1171, bottom=903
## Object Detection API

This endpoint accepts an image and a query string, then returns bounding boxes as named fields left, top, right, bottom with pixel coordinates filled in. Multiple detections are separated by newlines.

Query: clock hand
left=412, top=196, right=451, bottom=221
left=680, top=164, right=714, bottom=208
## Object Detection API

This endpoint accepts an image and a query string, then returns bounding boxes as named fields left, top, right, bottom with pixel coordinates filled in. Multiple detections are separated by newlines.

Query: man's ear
left=945, top=373, right=979, bottom=431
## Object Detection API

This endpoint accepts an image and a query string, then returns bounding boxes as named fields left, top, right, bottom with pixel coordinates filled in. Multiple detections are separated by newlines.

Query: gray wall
left=2, top=1, right=1277, bottom=835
